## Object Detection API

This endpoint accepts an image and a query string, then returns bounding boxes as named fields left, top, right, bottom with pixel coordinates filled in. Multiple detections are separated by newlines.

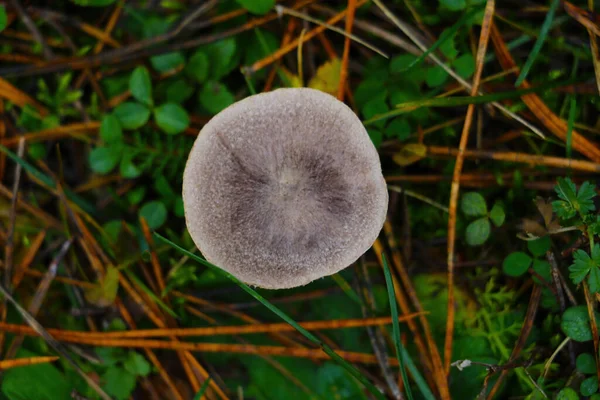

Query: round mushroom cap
left=183, top=87, right=388, bottom=289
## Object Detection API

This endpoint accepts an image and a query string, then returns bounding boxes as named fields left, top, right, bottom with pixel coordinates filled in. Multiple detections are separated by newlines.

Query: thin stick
left=445, top=0, right=495, bottom=375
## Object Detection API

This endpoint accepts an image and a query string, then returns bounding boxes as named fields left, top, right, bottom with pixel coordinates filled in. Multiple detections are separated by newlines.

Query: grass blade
left=402, top=6, right=483, bottom=73
left=382, top=253, right=413, bottom=400
left=0, top=144, right=96, bottom=214
left=154, top=233, right=386, bottom=400
left=363, top=76, right=583, bottom=125
left=514, top=0, right=561, bottom=86
left=193, top=378, right=211, bottom=400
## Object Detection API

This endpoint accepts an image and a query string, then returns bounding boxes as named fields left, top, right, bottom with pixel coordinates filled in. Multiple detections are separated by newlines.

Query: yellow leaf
left=84, top=265, right=119, bottom=307
left=308, top=58, right=341, bottom=96
left=392, top=143, right=427, bottom=167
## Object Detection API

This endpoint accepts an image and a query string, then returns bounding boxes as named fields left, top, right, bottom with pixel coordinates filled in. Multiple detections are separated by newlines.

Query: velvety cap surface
left=183, top=87, right=388, bottom=289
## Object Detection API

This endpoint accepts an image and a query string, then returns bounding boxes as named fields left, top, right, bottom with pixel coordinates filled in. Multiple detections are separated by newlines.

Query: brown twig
left=445, top=0, right=495, bottom=375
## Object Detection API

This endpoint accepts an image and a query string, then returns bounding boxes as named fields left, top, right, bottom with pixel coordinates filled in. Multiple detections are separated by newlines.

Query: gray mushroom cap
left=182, top=87, right=388, bottom=289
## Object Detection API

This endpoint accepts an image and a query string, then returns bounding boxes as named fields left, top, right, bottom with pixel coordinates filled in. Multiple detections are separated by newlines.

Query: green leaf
left=100, top=114, right=123, bottom=143
left=552, top=177, right=579, bottom=219
left=461, top=192, right=487, bottom=217
left=439, top=0, right=466, bottom=11
left=589, top=266, right=600, bottom=294
left=70, top=0, right=116, bottom=6
left=186, top=51, right=210, bottom=83
left=556, top=387, right=578, bottom=400
left=2, top=349, right=71, bottom=400
left=154, top=103, right=190, bottom=135
left=140, top=201, right=167, bottom=229
left=124, top=352, right=151, bottom=377
left=426, top=65, right=449, bottom=87
left=453, top=54, right=475, bottom=79
left=502, top=252, right=532, bottom=277
left=0, top=6, right=7, bottom=33
left=102, top=367, right=136, bottom=400
left=489, top=202, right=505, bottom=227
left=150, top=52, right=185, bottom=73
left=581, top=376, right=599, bottom=397
left=236, top=0, right=274, bottom=15
left=202, top=38, right=237, bottom=80
left=84, top=265, right=120, bottom=307
left=577, top=353, right=597, bottom=375
left=385, top=119, right=411, bottom=140
left=465, top=218, right=490, bottom=246
left=532, top=259, right=551, bottom=284
left=577, top=181, right=597, bottom=215
left=561, top=305, right=600, bottom=342
left=570, top=248, right=596, bottom=285
left=113, top=102, right=150, bottom=130
left=199, top=82, right=235, bottom=115
left=129, top=66, right=153, bottom=107
left=362, top=95, right=389, bottom=130
left=120, top=155, right=142, bottom=179
left=527, top=236, right=551, bottom=257
left=165, top=79, right=195, bottom=104
left=89, top=146, right=120, bottom=174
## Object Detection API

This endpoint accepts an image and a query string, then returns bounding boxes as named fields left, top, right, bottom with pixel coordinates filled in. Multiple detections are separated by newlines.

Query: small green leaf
left=154, top=103, right=190, bottom=135
left=453, top=54, right=475, bottom=79
left=129, top=66, right=153, bottom=107
left=561, top=305, right=600, bottom=342
left=139, top=201, right=167, bottom=230
left=532, top=259, right=551, bottom=283
left=581, top=376, right=599, bottom=397
left=425, top=65, right=449, bottom=87
left=113, top=102, right=150, bottom=130
left=556, top=388, right=578, bottom=400
left=465, top=217, right=490, bottom=246
left=461, top=192, right=487, bottom=217
left=100, top=114, right=123, bottom=143
left=570, top=249, right=595, bottom=285
left=127, top=187, right=146, bottom=205
left=102, top=367, right=136, bottom=400
left=199, top=82, right=235, bottom=115
left=577, top=181, right=597, bottom=215
left=186, top=51, right=210, bottom=83
left=165, top=79, right=195, bottom=104
left=489, top=202, right=505, bottom=227
left=89, top=146, right=120, bottom=174
left=2, top=349, right=71, bottom=400
left=120, top=155, right=142, bottom=179
left=202, top=38, right=237, bottom=80
left=527, top=236, right=551, bottom=257
left=124, top=352, right=151, bottom=377
left=385, top=119, right=411, bottom=140
left=362, top=95, right=389, bottom=130
left=589, top=266, right=600, bottom=294
left=0, top=6, right=8, bottom=33
left=577, top=353, right=597, bottom=374
left=150, top=52, right=185, bottom=73
left=236, top=0, right=275, bottom=15
left=502, top=252, right=532, bottom=277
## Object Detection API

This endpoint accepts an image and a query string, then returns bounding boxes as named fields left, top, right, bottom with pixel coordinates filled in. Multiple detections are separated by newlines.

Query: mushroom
left=182, top=87, right=388, bottom=289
